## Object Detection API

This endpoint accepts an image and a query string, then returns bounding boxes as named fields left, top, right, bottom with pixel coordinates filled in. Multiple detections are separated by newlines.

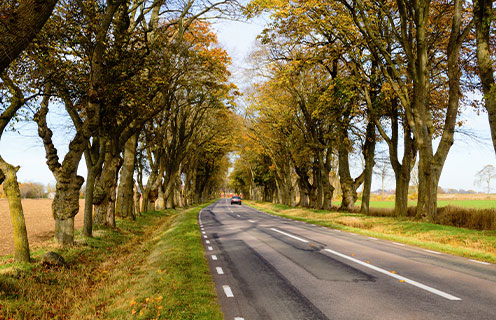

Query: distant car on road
left=231, top=196, right=242, bottom=205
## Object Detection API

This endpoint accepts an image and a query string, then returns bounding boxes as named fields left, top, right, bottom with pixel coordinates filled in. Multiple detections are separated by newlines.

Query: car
left=231, top=196, right=242, bottom=205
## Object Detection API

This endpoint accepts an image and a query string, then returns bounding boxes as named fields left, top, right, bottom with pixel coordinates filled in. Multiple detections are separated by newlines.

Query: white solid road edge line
left=392, top=242, right=406, bottom=246
left=470, top=259, right=490, bottom=265
left=323, top=248, right=461, bottom=301
left=216, top=267, right=224, bottom=275
left=270, top=228, right=309, bottom=243
left=223, top=285, right=234, bottom=297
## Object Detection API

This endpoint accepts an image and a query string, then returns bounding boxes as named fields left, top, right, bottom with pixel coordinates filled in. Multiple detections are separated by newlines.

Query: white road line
left=202, top=231, right=206, bottom=234
left=334, top=230, right=341, bottom=232
left=392, top=242, right=406, bottom=246
left=423, top=249, right=441, bottom=255
left=234, top=317, right=244, bottom=320
left=470, top=259, right=490, bottom=265
left=211, top=255, right=217, bottom=260
left=208, top=246, right=213, bottom=251
left=206, top=240, right=210, bottom=244
left=204, top=235, right=208, bottom=239
left=368, top=237, right=378, bottom=240
left=270, top=228, right=309, bottom=243
left=223, top=285, right=234, bottom=297
left=349, top=233, right=358, bottom=236
left=324, top=248, right=461, bottom=301
left=249, top=220, right=255, bottom=223
left=216, top=267, right=224, bottom=275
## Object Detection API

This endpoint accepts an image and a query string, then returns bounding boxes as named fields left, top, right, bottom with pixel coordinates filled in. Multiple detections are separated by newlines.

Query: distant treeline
left=0, top=183, right=57, bottom=199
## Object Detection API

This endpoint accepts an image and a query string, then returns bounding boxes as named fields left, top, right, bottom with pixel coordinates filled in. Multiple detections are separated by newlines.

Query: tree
left=0, top=0, right=58, bottom=73
left=473, top=0, right=496, bottom=156
left=475, top=164, right=496, bottom=194
left=0, top=73, right=31, bottom=262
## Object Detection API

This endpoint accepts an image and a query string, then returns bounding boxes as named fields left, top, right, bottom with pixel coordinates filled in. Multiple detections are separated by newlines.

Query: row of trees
left=230, top=0, right=495, bottom=221
left=1, top=0, right=239, bottom=262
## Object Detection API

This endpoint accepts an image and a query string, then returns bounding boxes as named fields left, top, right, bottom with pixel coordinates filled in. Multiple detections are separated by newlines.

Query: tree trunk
left=52, top=173, right=84, bottom=245
left=474, top=0, right=496, bottom=155
left=0, top=157, right=30, bottom=262
left=116, top=134, right=138, bottom=219
left=394, top=171, right=410, bottom=216
left=416, top=149, right=438, bottom=221
left=0, top=0, right=59, bottom=73
left=360, top=121, right=376, bottom=214
left=155, top=184, right=166, bottom=210
left=94, top=154, right=123, bottom=226
left=83, top=166, right=97, bottom=236
left=339, top=143, right=363, bottom=210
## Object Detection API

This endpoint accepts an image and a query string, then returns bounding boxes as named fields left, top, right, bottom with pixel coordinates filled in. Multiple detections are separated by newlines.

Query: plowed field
left=0, top=199, right=85, bottom=256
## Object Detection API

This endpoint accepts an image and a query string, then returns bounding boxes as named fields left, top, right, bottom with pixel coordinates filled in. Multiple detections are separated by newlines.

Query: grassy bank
left=245, top=201, right=496, bottom=264
left=0, top=203, right=221, bottom=320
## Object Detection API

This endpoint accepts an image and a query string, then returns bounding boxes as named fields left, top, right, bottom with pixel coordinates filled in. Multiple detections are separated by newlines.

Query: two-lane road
left=199, top=199, right=496, bottom=320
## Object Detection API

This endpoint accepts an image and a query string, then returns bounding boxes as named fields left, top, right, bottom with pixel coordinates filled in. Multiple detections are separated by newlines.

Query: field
left=355, top=193, right=496, bottom=209
left=0, top=199, right=85, bottom=256
left=356, top=199, right=496, bottom=209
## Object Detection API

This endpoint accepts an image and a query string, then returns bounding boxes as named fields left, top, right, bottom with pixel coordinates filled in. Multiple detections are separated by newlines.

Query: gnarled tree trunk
left=94, top=153, right=123, bottom=226
left=0, top=157, right=30, bottom=262
left=116, top=134, right=138, bottom=219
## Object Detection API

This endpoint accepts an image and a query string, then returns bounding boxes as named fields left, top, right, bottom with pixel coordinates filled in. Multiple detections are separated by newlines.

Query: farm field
left=0, top=199, right=85, bottom=256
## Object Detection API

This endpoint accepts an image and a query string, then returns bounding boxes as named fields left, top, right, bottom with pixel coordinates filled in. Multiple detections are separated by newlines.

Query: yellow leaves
left=130, top=299, right=137, bottom=307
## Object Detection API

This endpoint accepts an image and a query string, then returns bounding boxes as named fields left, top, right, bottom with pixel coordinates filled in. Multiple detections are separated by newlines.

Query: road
left=199, top=199, right=496, bottom=320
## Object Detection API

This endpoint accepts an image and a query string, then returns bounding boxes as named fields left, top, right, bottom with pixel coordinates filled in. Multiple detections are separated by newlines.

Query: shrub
left=437, top=206, right=496, bottom=231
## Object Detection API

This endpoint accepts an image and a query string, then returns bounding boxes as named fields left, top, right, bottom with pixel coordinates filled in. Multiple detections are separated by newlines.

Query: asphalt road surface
left=199, top=199, right=496, bottom=320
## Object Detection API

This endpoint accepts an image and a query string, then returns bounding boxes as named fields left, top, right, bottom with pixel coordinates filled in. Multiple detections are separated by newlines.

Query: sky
left=1, top=15, right=495, bottom=193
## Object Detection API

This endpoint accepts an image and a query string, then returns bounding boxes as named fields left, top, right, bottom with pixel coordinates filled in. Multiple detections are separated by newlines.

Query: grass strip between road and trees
left=0, top=202, right=222, bottom=320
left=245, top=201, right=496, bottom=264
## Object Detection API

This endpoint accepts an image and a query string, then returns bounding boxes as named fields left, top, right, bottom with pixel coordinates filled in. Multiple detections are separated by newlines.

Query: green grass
left=0, top=203, right=222, bottom=320
left=354, top=199, right=496, bottom=209
left=245, top=201, right=496, bottom=264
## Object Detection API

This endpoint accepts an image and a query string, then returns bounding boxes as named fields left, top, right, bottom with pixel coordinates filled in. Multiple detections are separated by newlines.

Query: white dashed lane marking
left=216, top=267, right=224, bottom=275
left=249, top=220, right=255, bottom=223
left=270, top=228, right=309, bottom=243
left=206, top=240, right=210, bottom=244
left=204, top=235, right=208, bottom=239
left=208, top=246, right=213, bottom=251
left=223, top=285, right=234, bottom=297
left=392, top=242, right=406, bottom=246
left=211, top=255, right=217, bottom=260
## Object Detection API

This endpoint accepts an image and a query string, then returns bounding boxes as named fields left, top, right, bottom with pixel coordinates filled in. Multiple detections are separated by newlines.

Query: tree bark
left=474, top=0, right=496, bottom=155
left=338, top=141, right=365, bottom=210
left=116, top=134, right=138, bottom=219
left=0, top=0, right=59, bottom=73
left=0, top=157, right=30, bottom=262
left=360, top=120, right=376, bottom=214
left=94, top=153, right=123, bottom=226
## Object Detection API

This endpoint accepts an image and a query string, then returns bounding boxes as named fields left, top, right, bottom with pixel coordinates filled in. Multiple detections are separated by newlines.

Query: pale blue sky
left=0, top=17, right=495, bottom=193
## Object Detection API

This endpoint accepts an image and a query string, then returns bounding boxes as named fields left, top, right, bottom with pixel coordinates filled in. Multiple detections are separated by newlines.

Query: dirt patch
left=0, top=199, right=85, bottom=256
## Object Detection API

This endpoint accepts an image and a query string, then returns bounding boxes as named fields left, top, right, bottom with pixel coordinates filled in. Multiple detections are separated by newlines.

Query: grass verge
left=245, top=201, right=496, bottom=264
left=0, top=203, right=221, bottom=320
